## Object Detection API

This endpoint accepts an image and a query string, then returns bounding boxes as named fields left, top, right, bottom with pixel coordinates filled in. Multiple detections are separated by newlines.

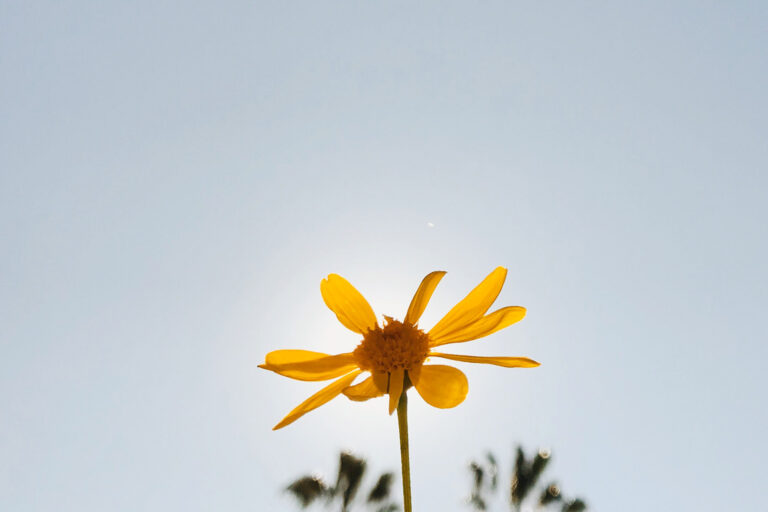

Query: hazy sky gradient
left=2, top=1, right=767, bottom=511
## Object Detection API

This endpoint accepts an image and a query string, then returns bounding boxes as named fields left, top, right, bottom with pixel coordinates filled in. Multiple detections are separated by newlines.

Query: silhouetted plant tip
left=468, top=454, right=498, bottom=511
left=511, top=446, right=551, bottom=506
left=530, top=450, right=550, bottom=487
left=470, top=462, right=484, bottom=489
left=539, top=483, right=562, bottom=505
left=486, top=452, right=498, bottom=491
left=468, top=494, right=487, bottom=511
left=334, top=452, right=367, bottom=511
left=562, top=498, right=587, bottom=512
left=368, top=473, right=394, bottom=503
left=286, top=476, right=329, bottom=508
left=510, top=447, right=529, bottom=505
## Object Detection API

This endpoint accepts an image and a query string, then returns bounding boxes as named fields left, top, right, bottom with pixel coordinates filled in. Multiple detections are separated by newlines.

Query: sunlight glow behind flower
left=260, top=267, right=540, bottom=430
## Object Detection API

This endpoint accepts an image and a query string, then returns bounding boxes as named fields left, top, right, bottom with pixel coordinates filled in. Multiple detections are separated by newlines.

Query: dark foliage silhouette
left=467, top=446, right=587, bottom=512
left=285, top=451, right=398, bottom=512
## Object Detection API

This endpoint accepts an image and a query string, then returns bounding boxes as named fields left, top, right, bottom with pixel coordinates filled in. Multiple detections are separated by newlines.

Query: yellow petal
left=428, top=267, right=507, bottom=341
left=388, top=369, right=405, bottom=415
left=430, top=352, right=540, bottom=368
left=410, top=364, right=468, bottom=409
left=372, top=371, right=388, bottom=392
left=320, top=274, right=378, bottom=334
left=404, top=270, right=446, bottom=325
left=343, top=375, right=385, bottom=402
left=259, top=350, right=359, bottom=381
left=273, top=370, right=362, bottom=430
left=263, top=349, right=332, bottom=366
left=429, top=306, right=526, bottom=346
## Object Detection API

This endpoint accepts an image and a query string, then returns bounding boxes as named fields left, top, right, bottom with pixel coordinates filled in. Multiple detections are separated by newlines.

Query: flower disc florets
left=353, top=317, right=430, bottom=373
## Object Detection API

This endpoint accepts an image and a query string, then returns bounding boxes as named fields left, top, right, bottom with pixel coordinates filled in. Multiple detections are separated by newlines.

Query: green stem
left=397, top=389, right=412, bottom=512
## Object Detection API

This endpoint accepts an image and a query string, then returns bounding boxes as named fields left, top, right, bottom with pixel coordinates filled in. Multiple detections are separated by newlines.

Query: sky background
left=2, top=1, right=767, bottom=511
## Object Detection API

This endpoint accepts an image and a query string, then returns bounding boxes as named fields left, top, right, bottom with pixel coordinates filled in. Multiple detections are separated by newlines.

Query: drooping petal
left=343, top=374, right=386, bottom=401
left=410, top=364, right=468, bottom=409
left=372, top=371, right=388, bottom=391
left=259, top=350, right=359, bottom=381
left=404, top=270, right=446, bottom=325
left=388, top=368, right=405, bottom=415
left=320, top=274, right=378, bottom=334
left=273, top=370, right=362, bottom=430
left=428, top=267, right=507, bottom=341
left=430, top=352, right=540, bottom=368
left=429, top=306, right=526, bottom=346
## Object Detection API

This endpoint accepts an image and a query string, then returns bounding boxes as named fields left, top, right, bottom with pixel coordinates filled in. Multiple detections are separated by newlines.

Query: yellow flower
left=260, top=267, right=539, bottom=430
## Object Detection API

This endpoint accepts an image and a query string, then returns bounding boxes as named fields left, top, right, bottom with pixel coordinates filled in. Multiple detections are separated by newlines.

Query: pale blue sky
left=2, top=1, right=767, bottom=511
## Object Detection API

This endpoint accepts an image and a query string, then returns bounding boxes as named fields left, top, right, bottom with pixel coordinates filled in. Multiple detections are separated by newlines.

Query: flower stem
left=396, top=389, right=412, bottom=512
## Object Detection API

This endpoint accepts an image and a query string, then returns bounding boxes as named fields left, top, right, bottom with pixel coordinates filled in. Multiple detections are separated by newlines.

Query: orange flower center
left=353, top=317, right=430, bottom=373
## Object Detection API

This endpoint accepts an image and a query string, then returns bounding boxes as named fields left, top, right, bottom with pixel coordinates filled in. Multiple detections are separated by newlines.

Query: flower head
left=260, top=267, right=539, bottom=430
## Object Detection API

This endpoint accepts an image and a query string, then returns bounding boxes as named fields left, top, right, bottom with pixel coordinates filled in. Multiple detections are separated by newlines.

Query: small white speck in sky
left=426, top=222, right=435, bottom=228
